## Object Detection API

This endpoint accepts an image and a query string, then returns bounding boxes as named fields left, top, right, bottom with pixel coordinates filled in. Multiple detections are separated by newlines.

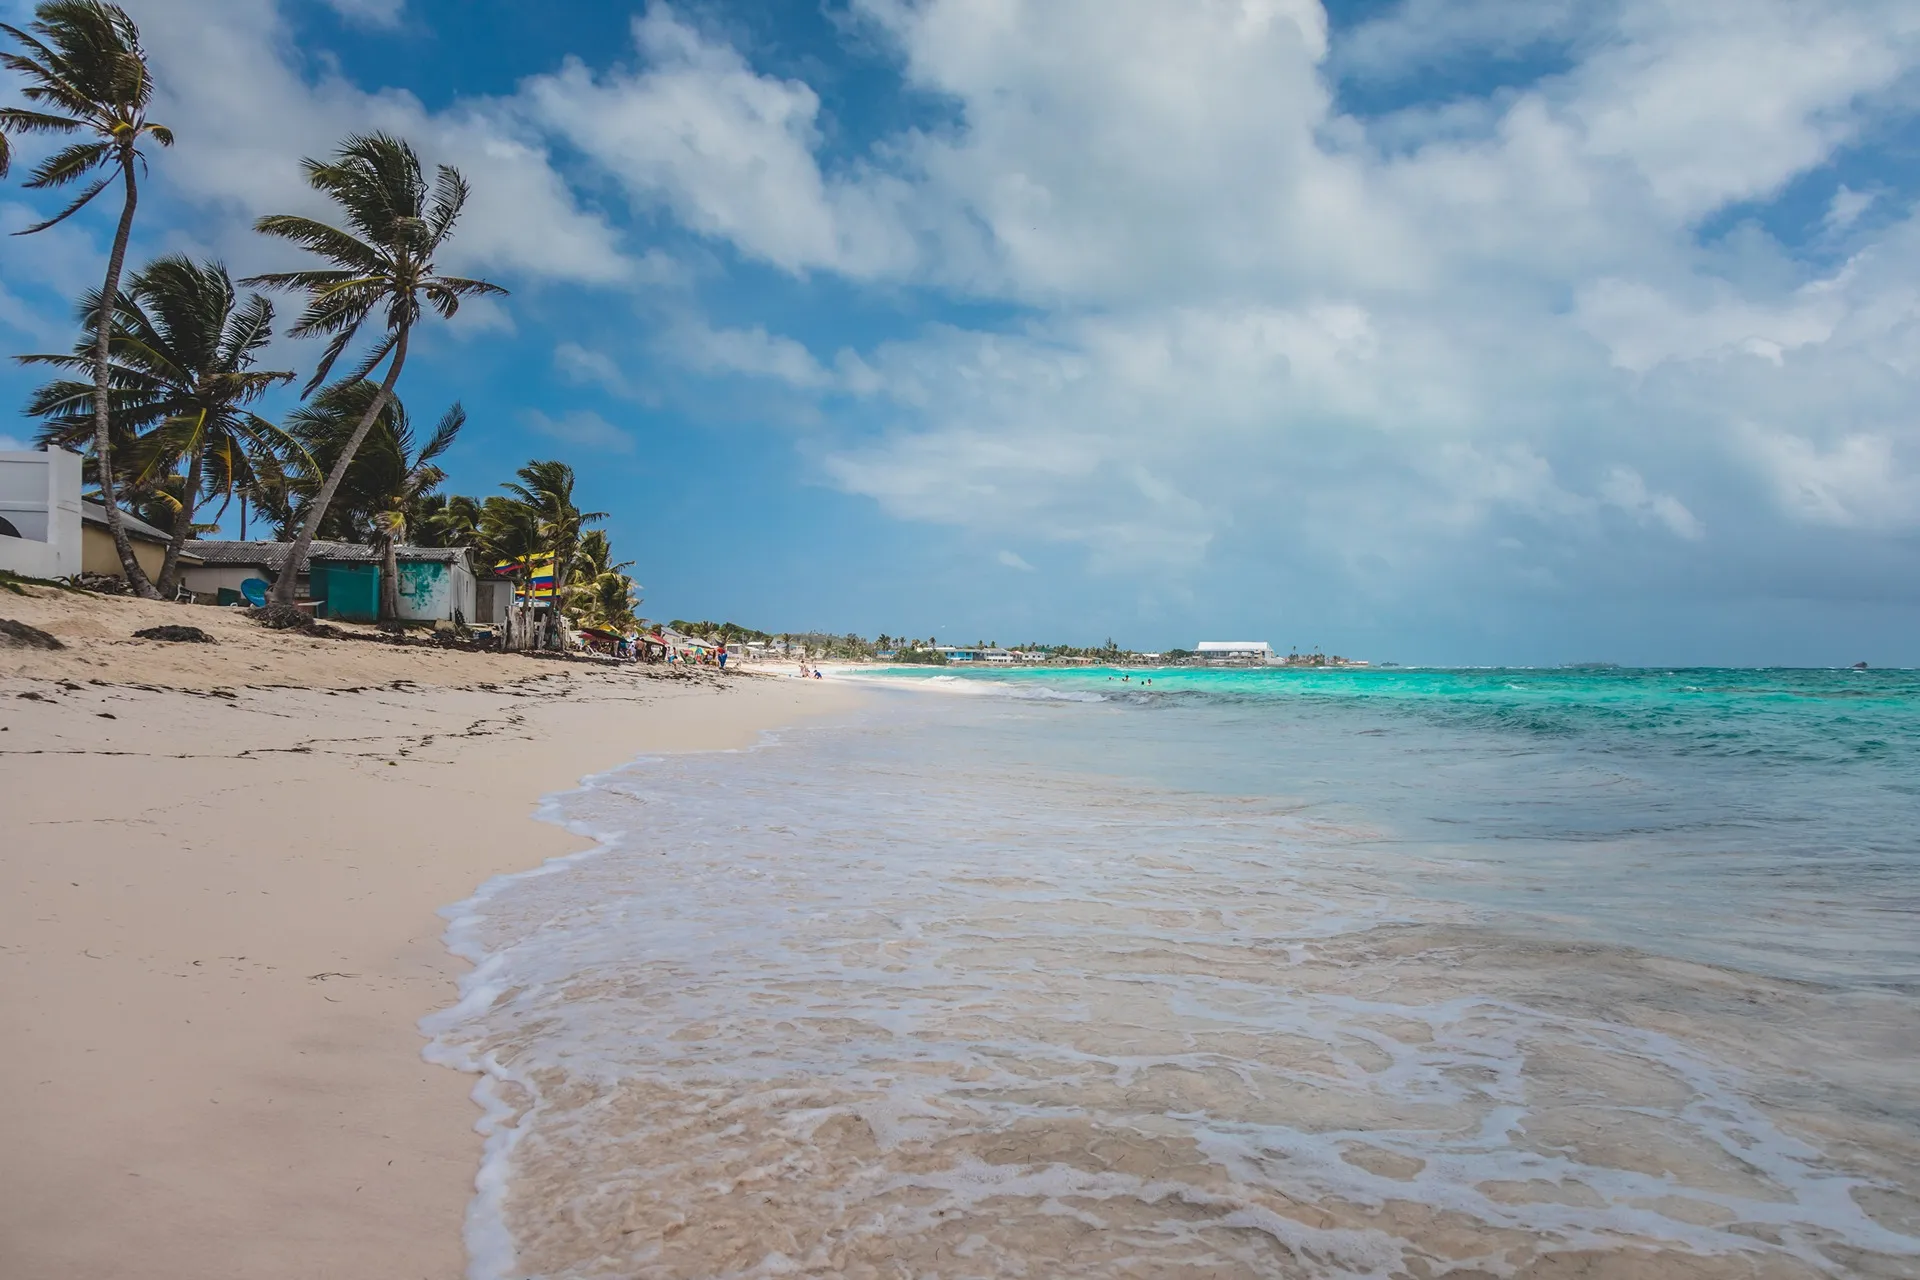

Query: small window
left=0, top=516, right=20, bottom=538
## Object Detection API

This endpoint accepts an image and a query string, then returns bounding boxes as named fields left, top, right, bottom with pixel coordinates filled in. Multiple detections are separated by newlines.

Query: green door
left=314, top=562, right=379, bottom=622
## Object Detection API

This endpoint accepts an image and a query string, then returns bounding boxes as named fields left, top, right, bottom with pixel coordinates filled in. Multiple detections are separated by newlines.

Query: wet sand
left=0, top=586, right=858, bottom=1280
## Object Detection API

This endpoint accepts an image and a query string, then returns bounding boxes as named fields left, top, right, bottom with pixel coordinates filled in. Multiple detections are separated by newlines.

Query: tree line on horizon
left=0, top=1, right=641, bottom=642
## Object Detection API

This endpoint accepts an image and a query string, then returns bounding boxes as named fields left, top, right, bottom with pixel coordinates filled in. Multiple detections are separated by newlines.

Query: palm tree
left=244, top=132, right=505, bottom=606
left=477, top=494, right=541, bottom=651
left=566, top=529, right=640, bottom=632
left=21, top=255, right=297, bottom=595
left=281, top=381, right=464, bottom=621
left=501, top=460, right=604, bottom=649
left=2, top=1, right=174, bottom=595
left=415, top=493, right=482, bottom=548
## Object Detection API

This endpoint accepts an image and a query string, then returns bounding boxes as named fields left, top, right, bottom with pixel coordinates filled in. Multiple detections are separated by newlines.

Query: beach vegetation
left=475, top=493, right=544, bottom=649
left=244, top=131, right=506, bottom=607
left=22, top=254, right=300, bottom=596
left=3, top=0, right=173, bottom=596
left=500, top=460, right=604, bottom=647
left=277, top=381, right=466, bottom=621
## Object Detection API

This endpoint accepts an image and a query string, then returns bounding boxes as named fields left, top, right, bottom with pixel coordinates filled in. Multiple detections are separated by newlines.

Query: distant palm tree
left=501, top=460, right=605, bottom=648
left=282, top=382, right=464, bottom=621
left=571, top=529, right=617, bottom=577
left=478, top=494, right=542, bottom=651
left=2, top=1, right=174, bottom=595
left=415, top=493, right=482, bottom=548
left=245, top=132, right=505, bottom=606
left=22, top=255, right=297, bottom=595
left=566, top=530, right=640, bottom=631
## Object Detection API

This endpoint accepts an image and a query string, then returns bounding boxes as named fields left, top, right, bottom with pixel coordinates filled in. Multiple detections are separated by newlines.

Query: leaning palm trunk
left=153, top=442, right=204, bottom=597
left=271, top=327, right=408, bottom=606
left=379, top=531, right=401, bottom=622
left=92, top=152, right=157, bottom=595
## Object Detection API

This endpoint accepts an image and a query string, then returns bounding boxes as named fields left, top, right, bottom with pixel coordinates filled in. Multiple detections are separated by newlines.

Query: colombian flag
left=496, top=556, right=559, bottom=600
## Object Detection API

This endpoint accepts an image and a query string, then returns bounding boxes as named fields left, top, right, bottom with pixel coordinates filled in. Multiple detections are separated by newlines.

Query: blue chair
left=240, top=578, right=270, bottom=608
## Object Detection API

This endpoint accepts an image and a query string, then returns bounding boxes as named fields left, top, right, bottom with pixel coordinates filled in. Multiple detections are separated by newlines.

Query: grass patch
left=0, top=570, right=94, bottom=596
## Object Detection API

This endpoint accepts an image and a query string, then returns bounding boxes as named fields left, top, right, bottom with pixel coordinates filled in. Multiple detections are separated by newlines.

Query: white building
left=0, top=447, right=82, bottom=580
left=1196, top=641, right=1274, bottom=661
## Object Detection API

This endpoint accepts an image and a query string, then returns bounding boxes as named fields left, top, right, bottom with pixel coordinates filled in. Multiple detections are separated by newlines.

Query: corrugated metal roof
left=81, top=501, right=173, bottom=544
left=182, top=540, right=470, bottom=568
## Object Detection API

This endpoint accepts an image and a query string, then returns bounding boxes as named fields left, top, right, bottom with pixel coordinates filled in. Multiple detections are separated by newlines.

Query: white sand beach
left=0, top=586, right=857, bottom=1280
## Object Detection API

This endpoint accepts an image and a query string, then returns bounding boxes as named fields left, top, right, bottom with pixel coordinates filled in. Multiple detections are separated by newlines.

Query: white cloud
left=64, top=0, right=1920, bottom=622
left=1740, top=428, right=1920, bottom=529
left=129, top=0, right=633, bottom=287
left=996, top=550, right=1036, bottom=572
left=320, top=0, right=404, bottom=27
left=522, top=409, right=636, bottom=454
left=525, top=4, right=913, bottom=276
left=1575, top=276, right=1846, bottom=372
left=555, top=342, right=634, bottom=397
left=1826, top=186, right=1876, bottom=233
left=1598, top=466, right=1704, bottom=540
left=663, top=320, right=831, bottom=387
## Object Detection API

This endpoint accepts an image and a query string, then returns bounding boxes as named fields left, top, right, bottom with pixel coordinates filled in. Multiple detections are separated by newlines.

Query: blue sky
left=3, top=0, right=1919, bottom=664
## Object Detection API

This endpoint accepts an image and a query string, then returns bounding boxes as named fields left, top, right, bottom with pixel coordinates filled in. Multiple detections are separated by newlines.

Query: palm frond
left=16, top=167, right=112, bottom=232
left=250, top=214, right=384, bottom=272
left=416, top=402, right=465, bottom=468
left=425, top=163, right=469, bottom=244
left=0, top=106, right=82, bottom=135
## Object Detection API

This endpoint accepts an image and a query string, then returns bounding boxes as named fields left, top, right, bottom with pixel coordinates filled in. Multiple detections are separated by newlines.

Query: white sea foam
left=425, top=703, right=1920, bottom=1279
left=838, top=670, right=1110, bottom=701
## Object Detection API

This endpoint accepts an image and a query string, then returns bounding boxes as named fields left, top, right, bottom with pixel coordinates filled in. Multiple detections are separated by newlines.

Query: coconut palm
left=279, top=382, right=467, bottom=620
left=566, top=529, right=640, bottom=631
left=244, top=132, right=505, bottom=606
left=414, top=493, right=482, bottom=548
left=477, top=494, right=542, bottom=651
left=571, top=529, right=629, bottom=581
left=2, top=1, right=174, bottom=594
left=501, top=459, right=604, bottom=648
left=21, top=255, right=298, bottom=594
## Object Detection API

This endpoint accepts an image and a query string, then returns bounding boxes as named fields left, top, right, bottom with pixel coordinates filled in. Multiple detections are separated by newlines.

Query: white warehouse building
left=1195, top=641, right=1274, bottom=661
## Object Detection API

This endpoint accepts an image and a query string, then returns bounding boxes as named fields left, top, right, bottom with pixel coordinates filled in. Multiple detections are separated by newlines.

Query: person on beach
left=717, top=643, right=728, bottom=670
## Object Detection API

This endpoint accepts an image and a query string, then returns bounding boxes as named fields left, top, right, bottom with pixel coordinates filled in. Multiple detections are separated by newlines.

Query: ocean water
left=424, top=667, right=1920, bottom=1279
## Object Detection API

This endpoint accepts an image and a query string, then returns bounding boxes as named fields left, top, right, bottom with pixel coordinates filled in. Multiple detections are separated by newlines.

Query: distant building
left=181, top=541, right=476, bottom=623
left=1, top=446, right=203, bottom=584
left=1196, top=641, right=1273, bottom=660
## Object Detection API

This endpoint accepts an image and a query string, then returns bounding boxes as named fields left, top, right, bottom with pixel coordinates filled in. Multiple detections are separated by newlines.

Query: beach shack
left=181, top=541, right=478, bottom=623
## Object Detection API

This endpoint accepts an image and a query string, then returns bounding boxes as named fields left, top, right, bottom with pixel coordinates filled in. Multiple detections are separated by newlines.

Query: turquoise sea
left=427, top=665, right=1920, bottom=1279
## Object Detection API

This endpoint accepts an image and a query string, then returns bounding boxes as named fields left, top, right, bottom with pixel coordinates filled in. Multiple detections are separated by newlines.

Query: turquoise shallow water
left=428, top=665, right=1920, bottom=1278
left=859, top=665, right=1920, bottom=989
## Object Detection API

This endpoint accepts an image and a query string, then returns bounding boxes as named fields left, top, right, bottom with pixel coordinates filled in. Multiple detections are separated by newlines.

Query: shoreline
left=1, top=587, right=861, bottom=1280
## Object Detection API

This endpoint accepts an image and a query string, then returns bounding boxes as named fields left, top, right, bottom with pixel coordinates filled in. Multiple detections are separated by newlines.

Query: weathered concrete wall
left=82, top=524, right=168, bottom=580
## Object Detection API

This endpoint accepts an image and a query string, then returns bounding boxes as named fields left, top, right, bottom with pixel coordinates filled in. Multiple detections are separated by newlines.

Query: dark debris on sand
left=133, top=624, right=216, bottom=643
left=0, top=618, right=64, bottom=649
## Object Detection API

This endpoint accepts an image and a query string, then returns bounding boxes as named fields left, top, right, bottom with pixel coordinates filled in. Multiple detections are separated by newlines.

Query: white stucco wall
left=0, top=448, right=82, bottom=579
